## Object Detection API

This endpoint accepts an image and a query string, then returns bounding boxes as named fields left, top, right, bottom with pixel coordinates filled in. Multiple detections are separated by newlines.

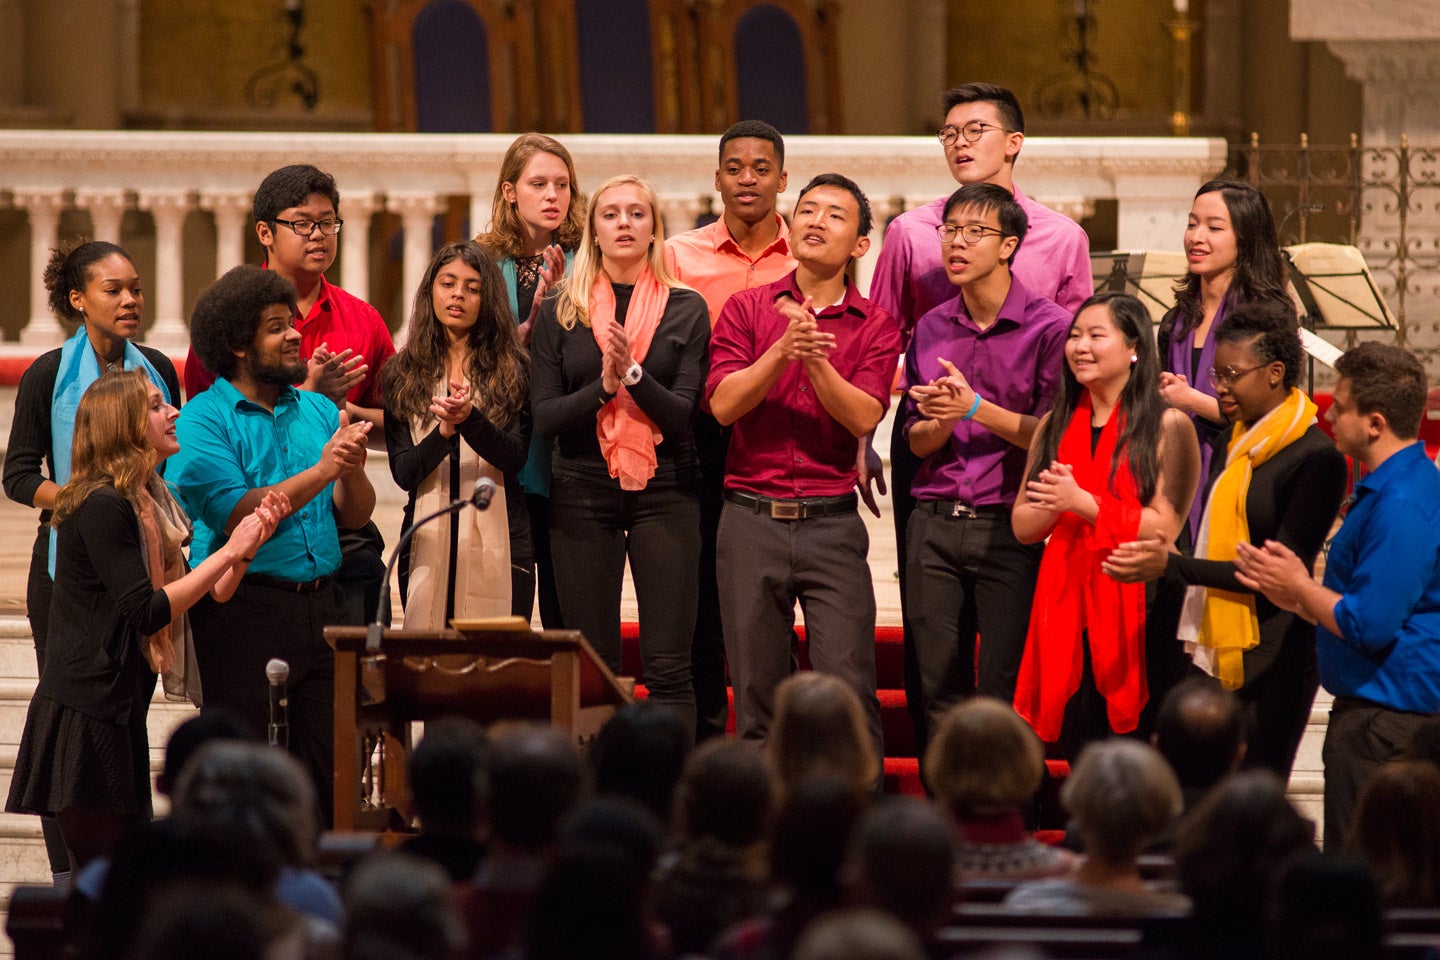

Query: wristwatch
left=621, top=362, right=644, bottom=387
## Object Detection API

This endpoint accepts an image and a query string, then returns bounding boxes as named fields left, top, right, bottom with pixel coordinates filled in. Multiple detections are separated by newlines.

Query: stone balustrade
left=0, top=131, right=1227, bottom=353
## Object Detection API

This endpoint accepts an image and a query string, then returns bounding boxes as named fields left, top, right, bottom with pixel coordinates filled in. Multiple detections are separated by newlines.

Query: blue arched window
left=735, top=5, right=809, bottom=134
left=413, top=0, right=493, bottom=131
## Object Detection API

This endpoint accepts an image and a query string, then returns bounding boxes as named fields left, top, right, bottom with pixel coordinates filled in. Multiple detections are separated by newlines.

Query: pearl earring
left=1130, top=354, right=1138, bottom=364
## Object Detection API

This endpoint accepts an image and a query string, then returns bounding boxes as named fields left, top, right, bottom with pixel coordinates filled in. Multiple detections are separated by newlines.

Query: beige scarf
left=134, top=474, right=203, bottom=705
left=403, top=382, right=512, bottom=630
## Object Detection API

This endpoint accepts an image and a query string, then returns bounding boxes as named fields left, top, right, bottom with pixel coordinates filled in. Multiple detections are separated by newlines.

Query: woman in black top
left=530, top=175, right=709, bottom=733
left=1106, top=300, right=1347, bottom=777
left=5, top=371, right=285, bottom=869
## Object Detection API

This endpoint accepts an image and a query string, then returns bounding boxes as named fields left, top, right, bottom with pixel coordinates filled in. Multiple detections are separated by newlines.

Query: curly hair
left=476, top=134, right=586, bottom=260
left=51, top=371, right=156, bottom=525
left=382, top=241, right=527, bottom=427
left=189, top=266, right=298, bottom=381
left=44, top=239, right=133, bottom=322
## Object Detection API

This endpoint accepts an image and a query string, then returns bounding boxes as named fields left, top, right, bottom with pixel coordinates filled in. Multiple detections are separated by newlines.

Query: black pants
left=1321, top=696, right=1429, bottom=849
left=692, top=411, right=731, bottom=741
left=906, top=503, right=1042, bottom=734
left=1236, top=633, right=1319, bottom=781
left=889, top=404, right=928, bottom=757
left=190, top=578, right=340, bottom=827
left=549, top=476, right=699, bottom=734
left=334, top=520, right=386, bottom=627
left=25, top=528, right=69, bottom=876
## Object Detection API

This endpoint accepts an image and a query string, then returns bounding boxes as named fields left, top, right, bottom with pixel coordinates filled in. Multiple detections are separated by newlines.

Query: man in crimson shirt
left=184, top=164, right=396, bottom=624
left=707, top=173, right=902, bottom=757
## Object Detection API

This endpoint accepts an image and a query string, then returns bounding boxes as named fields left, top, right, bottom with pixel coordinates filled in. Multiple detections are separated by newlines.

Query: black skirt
left=6, top=690, right=154, bottom=819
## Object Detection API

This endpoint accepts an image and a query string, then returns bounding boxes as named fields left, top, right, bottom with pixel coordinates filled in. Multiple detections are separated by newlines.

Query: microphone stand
left=367, top=497, right=472, bottom=655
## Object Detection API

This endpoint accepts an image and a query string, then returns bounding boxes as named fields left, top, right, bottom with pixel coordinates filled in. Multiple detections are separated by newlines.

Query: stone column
left=660, top=195, right=706, bottom=238
left=15, top=190, right=66, bottom=348
left=338, top=192, right=381, bottom=303
left=138, top=190, right=193, bottom=351
left=857, top=195, right=903, bottom=298
left=74, top=189, right=129, bottom=244
left=1112, top=167, right=1201, bottom=252
left=386, top=192, right=445, bottom=348
left=199, top=190, right=253, bottom=279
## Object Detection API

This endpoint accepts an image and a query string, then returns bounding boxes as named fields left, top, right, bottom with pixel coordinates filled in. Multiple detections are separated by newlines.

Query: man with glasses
left=183, top=164, right=396, bottom=626
left=869, top=83, right=1093, bottom=752
left=902, top=183, right=1070, bottom=735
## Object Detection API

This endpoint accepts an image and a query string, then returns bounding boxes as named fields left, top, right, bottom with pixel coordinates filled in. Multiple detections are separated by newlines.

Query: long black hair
left=1159, top=179, right=1292, bottom=357
left=1028, top=293, right=1165, bottom=503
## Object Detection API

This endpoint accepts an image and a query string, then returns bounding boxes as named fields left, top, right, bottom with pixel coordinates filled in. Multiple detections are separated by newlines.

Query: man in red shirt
left=668, top=120, right=797, bottom=742
left=707, top=173, right=902, bottom=755
left=184, top=164, right=396, bottom=625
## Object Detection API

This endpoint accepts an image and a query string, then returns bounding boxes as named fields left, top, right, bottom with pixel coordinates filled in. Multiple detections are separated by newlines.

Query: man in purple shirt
left=904, top=184, right=1070, bottom=731
left=708, top=174, right=902, bottom=756
left=869, top=82, right=1092, bottom=750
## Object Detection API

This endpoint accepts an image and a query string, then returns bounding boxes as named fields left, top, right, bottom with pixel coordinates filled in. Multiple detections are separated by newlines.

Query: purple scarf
left=1165, top=300, right=1226, bottom=544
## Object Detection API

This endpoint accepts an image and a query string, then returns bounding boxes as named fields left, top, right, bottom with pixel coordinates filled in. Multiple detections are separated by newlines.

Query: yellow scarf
left=1179, top=387, right=1317, bottom=689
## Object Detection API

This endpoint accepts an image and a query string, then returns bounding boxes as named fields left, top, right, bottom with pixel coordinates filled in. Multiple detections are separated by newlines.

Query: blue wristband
left=961, top=393, right=983, bottom=421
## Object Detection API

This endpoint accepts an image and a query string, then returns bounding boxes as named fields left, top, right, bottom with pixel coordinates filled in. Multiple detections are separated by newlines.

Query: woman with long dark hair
left=6, top=372, right=285, bottom=869
left=1012, top=293, right=1199, bottom=754
left=383, top=240, right=531, bottom=627
left=476, top=133, right=586, bottom=628
left=530, top=174, right=710, bottom=732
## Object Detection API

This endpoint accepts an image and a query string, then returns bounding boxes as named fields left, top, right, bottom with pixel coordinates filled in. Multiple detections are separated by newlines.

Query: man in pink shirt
left=869, top=83, right=1093, bottom=753
left=668, top=121, right=798, bottom=742
left=708, top=173, right=902, bottom=756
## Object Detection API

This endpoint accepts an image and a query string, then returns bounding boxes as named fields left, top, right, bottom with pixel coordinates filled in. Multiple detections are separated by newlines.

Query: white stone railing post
left=660, top=196, right=705, bottom=242
left=137, top=190, right=193, bottom=351
left=199, top=190, right=253, bottom=279
left=338, top=192, right=380, bottom=306
left=14, top=190, right=65, bottom=348
left=74, top=189, right=129, bottom=244
left=386, top=192, right=445, bottom=346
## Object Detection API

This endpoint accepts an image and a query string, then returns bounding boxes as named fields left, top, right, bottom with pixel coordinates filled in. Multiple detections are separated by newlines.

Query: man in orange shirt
left=668, top=121, right=797, bottom=741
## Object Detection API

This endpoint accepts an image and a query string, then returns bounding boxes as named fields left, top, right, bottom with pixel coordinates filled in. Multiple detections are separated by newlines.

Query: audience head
left=1151, top=677, right=1246, bottom=795
left=171, top=740, right=318, bottom=868
left=1347, top=760, right=1440, bottom=908
left=43, top=239, right=140, bottom=327
left=525, top=844, right=656, bottom=960
left=938, top=83, right=1026, bottom=187
left=768, top=672, right=879, bottom=799
left=158, top=709, right=257, bottom=797
left=671, top=738, right=773, bottom=848
left=1332, top=341, right=1427, bottom=444
left=590, top=702, right=690, bottom=824
left=342, top=852, right=464, bottom=960
left=925, top=696, right=1044, bottom=820
left=1267, top=853, right=1384, bottom=960
left=407, top=716, right=489, bottom=838
left=189, top=264, right=300, bottom=381
left=483, top=132, right=585, bottom=257
left=845, top=797, right=957, bottom=939
left=1062, top=738, right=1182, bottom=864
left=486, top=721, right=585, bottom=851
left=792, top=909, right=927, bottom=960
left=715, top=120, right=787, bottom=226
left=127, top=886, right=298, bottom=960
left=560, top=796, right=664, bottom=878
left=770, top=775, right=868, bottom=909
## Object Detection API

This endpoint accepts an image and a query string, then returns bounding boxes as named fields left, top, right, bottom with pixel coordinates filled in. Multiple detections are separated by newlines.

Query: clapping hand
left=1025, top=461, right=1093, bottom=516
left=519, top=243, right=567, bottom=345
left=229, top=490, right=291, bottom=561
left=305, top=342, right=368, bottom=405
left=775, top=296, right=835, bottom=362
left=430, top=381, right=474, bottom=437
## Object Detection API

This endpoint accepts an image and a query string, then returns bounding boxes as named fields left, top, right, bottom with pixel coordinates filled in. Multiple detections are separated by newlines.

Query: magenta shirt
left=869, top=186, right=1094, bottom=344
left=904, top=275, right=1072, bottom=506
left=707, top=272, right=902, bottom=499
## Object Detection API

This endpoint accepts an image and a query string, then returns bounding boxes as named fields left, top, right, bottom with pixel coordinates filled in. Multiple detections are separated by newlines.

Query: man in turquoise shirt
left=1236, top=342, right=1440, bottom=848
left=171, top=264, right=374, bottom=825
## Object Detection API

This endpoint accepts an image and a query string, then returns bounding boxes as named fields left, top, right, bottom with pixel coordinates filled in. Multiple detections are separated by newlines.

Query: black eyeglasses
left=936, top=121, right=1011, bottom=146
left=936, top=222, right=1006, bottom=244
left=274, top=218, right=343, bottom=237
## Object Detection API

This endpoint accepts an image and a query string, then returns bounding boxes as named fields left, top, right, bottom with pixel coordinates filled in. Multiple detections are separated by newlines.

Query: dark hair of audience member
left=125, top=885, right=300, bottom=960
left=157, top=709, right=257, bottom=797
left=845, top=797, right=957, bottom=941
left=1347, top=760, right=1440, bottom=908
left=590, top=702, right=690, bottom=825
left=768, top=673, right=879, bottom=800
left=1174, top=771, right=1316, bottom=959
left=407, top=716, right=489, bottom=837
left=83, top=818, right=282, bottom=960
left=1334, top=340, right=1428, bottom=441
left=1152, top=677, right=1247, bottom=793
left=791, top=909, right=926, bottom=960
left=170, top=741, right=318, bottom=868
left=1265, top=853, right=1384, bottom=960
left=486, top=722, right=585, bottom=851
left=770, top=775, right=869, bottom=909
left=342, top=852, right=465, bottom=960
left=525, top=845, right=655, bottom=960
left=672, top=738, right=773, bottom=848
left=560, top=796, right=663, bottom=877
left=189, top=265, right=299, bottom=380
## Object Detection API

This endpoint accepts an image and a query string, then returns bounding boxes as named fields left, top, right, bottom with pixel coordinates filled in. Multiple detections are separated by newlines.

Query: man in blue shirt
left=1236, top=342, right=1440, bottom=847
left=171, top=264, right=375, bottom=825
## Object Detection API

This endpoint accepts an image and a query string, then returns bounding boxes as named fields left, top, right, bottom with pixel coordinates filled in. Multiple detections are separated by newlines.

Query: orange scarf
left=1014, top=392, right=1148, bottom=742
left=590, top=268, right=670, bottom=490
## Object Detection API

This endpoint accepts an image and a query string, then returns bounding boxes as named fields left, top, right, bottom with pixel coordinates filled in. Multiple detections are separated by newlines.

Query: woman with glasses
left=476, top=134, right=586, bottom=627
left=1103, top=300, right=1346, bottom=778
left=1011, top=293, right=1199, bottom=756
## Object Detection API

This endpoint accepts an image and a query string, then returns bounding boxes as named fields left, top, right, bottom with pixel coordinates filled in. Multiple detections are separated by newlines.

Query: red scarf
left=590, top=268, right=670, bottom=490
left=1013, top=392, right=1147, bottom=742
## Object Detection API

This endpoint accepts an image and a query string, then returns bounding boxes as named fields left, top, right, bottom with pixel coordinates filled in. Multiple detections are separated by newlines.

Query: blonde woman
left=530, top=175, right=709, bottom=732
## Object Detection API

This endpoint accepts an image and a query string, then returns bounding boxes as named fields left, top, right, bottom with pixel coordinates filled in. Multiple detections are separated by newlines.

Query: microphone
left=266, top=658, right=290, bottom=749
left=471, top=477, right=497, bottom=510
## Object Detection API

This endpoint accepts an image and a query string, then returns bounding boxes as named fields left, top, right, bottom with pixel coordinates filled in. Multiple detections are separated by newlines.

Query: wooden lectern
left=325, top=625, right=632, bottom=831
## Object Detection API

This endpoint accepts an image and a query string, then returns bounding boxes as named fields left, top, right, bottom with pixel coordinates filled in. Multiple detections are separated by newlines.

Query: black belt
left=724, top=490, right=857, bottom=520
left=916, top=499, right=1010, bottom=519
left=244, top=572, right=336, bottom=593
